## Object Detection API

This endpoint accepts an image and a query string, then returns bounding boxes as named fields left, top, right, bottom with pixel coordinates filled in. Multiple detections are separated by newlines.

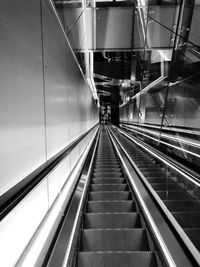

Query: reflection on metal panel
left=0, top=0, right=46, bottom=196
left=146, top=6, right=177, bottom=48
left=64, top=7, right=85, bottom=34
left=188, top=5, right=200, bottom=46
left=0, top=1, right=98, bottom=266
left=0, top=179, right=49, bottom=267
left=96, top=7, right=133, bottom=49
left=64, top=8, right=93, bottom=50
left=0, top=0, right=98, bottom=198
left=42, top=0, right=70, bottom=159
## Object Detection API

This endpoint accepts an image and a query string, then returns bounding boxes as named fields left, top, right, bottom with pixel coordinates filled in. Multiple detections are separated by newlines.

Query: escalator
left=112, top=127, right=200, bottom=253
left=76, top=127, right=159, bottom=267
left=46, top=125, right=198, bottom=267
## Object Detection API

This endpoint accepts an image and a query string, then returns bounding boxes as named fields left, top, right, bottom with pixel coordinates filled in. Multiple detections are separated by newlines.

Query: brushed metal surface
left=0, top=0, right=46, bottom=196
left=91, top=184, right=128, bottom=191
left=80, top=229, right=149, bottom=251
left=146, top=6, right=178, bottom=48
left=0, top=0, right=98, bottom=265
left=42, top=0, right=70, bottom=159
left=83, top=213, right=142, bottom=229
left=96, top=8, right=133, bottom=49
left=0, top=179, right=49, bottom=267
left=89, top=191, right=132, bottom=201
left=77, top=251, right=158, bottom=267
left=173, top=212, right=200, bottom=228
left=188, top=5, right=200, bottom=46
left=0, top=0, right=98, bottom=198
left=87, top=200, right=136, bottom=213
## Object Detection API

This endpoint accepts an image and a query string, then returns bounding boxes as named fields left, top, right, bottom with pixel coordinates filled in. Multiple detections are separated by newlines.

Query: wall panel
left=0, top=0, right=98, bottom=209
left=0, top=0, right=46, bottom=195
left=0, top=0, right=98, bottom=197
left=42, top=0, right=70, bottom=159
left=0, top=1, right=98, bottom=265
left=0, top=179, right=49, bottom=266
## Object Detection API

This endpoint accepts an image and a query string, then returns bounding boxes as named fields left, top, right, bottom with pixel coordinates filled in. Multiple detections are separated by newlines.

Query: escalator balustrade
left=115, top=131, right=200, bottom=251
left=76, top=128, right=159, bottom=267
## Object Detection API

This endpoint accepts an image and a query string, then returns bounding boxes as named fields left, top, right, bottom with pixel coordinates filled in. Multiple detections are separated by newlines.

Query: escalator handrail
left=119, top=126, right=200, bottom=188
left=16, top=126, right=100, bottom=266
left=45, top=126, right=100, bottom=267
left=107, top=126, right=185, bottom=267
left=120, top=121, right=200, bottom=150
left=109, top=125, right=200, bottom=266
left=120, top=120, right=200, bottom=135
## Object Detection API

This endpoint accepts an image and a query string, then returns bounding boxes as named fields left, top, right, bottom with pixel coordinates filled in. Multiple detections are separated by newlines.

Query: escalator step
left=184, top=228, right=200, bottom=250
left=146, top=178, right=177, bottom=184
left=172, top=212, right=200, bottom=228
left=93, top=173, right=123, bottom=178
left=95, top=159, right=117, bottom=162
left=151, top=183, right=183, bottom=191
left=156, top=191, right=192, bottom=200
left=93, top=170, right=122, bottom=174
left=93, top=168, right=121, bottom=172
left=83, top=213, right=142, bottom=229
left=80, top=229, right=149, bottom=251
left=87, top=201, right=136, bottom=213
left=92, top=178, right=125, bottom=184
left=89, top=191, right=132, bottom=201
left=91, top=184, right=128, bottom=191
left=95, top=160, right=119, bottom=163
left=94, top=163, right=120, bottom=167
left=140, top=168, right=164, bottom=172
left=163, top=200, right=200, bottom=212
left=142, top=172, right=168, bottom=178
left=77, top=251, right=158, bottom=267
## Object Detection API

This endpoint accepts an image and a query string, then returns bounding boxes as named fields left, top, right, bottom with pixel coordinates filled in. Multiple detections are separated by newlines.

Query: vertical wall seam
left=40, top=0, right=50, bottom=208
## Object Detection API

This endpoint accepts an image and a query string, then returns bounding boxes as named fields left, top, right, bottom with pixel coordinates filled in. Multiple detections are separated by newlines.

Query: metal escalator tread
left=76, top=127, right=158, bottom=267
left=115, top=130, right=200, bottom=251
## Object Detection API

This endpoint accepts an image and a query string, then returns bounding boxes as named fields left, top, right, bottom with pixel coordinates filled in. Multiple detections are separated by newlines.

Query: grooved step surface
left=77, top=252, right=158, bottom=267
left=94, top=166, right=121, bottom=172
left=94, top=164, right=120, bottom=168
left=93, top=173, right=123, bottom=178
left=89, top=191, right=132, bottom=201
left=94, top=169, right=121, bottom=173
left=172, top=212, right=200, bottom=228
left=163, top=200, right=200, bottom=212
left=91, top=184, right=128, bottom=191
left=151, top=183, right=183, bottom=191
left=83, top=213, right=142, bottom=229
left=87, top=201, right=136, bottom=213
left=157, top=191, right=192, bottom=200
left=92, top=178, right=125, bottom=184
left=80, top=229, right=149, bottom=251
left=184, top=229, right=200, bottom=249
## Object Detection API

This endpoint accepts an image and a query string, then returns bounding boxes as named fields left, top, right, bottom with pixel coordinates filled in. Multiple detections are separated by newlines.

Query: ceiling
left=53, top=0, right=189, bottom=106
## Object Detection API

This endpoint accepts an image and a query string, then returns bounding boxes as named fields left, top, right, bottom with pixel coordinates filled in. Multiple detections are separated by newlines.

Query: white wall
left=0, top=1, right=98, bottom=266
left=0, top=0, right=98, bottom=200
